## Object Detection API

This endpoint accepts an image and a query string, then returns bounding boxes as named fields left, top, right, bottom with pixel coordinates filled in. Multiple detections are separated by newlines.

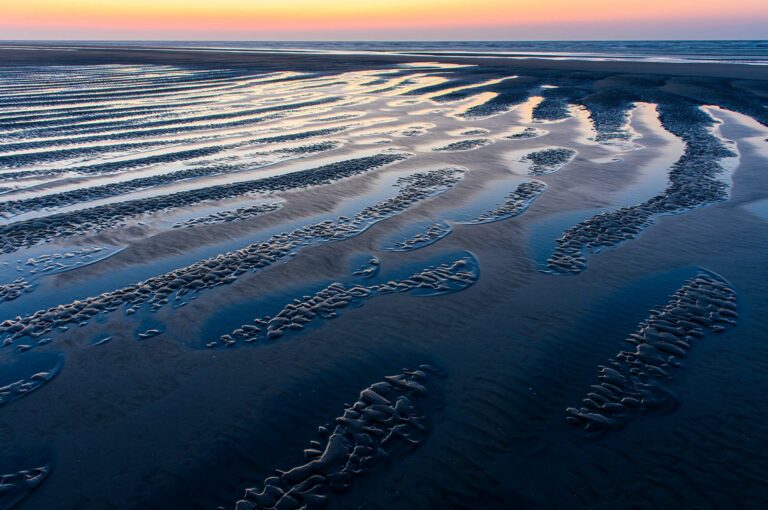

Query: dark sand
left=2, top=43, right=768, bottom=80
left=0, top=43, right=767, bottom=510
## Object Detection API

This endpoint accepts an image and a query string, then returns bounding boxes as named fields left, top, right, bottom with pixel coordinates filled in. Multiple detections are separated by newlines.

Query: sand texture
left=0, top=45, right=766, bottom=509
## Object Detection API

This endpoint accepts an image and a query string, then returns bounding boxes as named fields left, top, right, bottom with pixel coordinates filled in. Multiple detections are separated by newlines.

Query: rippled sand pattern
left=233, top=366, right=441, bottom=509
left=567, top=271, right=737, bottom=433
left=0, top=58, right=766, bottom=509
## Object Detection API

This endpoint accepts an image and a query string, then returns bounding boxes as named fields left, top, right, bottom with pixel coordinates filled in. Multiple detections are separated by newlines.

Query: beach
left=0, top=42, right=767, bottom=509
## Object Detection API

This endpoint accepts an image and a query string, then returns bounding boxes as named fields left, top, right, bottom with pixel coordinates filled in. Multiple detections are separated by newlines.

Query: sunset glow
left=2, top=0, right=767, bottom=39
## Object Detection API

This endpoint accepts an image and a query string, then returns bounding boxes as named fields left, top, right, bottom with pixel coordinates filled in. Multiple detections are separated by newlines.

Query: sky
left=1, top=0, right=767, bottom=40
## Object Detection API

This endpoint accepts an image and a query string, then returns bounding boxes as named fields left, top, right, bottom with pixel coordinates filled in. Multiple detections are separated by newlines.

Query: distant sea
left=5, top=40, right=768, bottom=65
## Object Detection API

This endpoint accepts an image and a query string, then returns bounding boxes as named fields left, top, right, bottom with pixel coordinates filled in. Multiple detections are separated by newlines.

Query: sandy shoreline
left=1, top=43, right=768, bottom=80
left=0, top=46, right=767, bottom=509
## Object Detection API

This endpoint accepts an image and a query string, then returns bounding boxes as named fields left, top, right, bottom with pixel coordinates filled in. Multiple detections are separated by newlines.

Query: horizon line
left=2, top=38, right=766, bottom=42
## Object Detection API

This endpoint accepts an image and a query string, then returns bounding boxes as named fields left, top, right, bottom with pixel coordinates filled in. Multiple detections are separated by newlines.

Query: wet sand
left=2, top=43, right=768, bottom=80
left=0, top=44, right=767, bottom=510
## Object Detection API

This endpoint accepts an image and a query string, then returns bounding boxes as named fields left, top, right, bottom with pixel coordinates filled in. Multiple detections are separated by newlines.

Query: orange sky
left=2, top=0, right=767, bottom=39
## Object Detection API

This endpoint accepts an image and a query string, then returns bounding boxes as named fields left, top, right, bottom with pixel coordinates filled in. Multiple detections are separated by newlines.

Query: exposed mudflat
left=0, top=49, right=767, bottom=510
